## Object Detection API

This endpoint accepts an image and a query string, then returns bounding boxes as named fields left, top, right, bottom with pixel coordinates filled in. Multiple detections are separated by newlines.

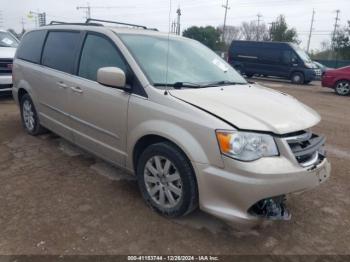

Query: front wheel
left=136, top=142, right=198, bottom=217
left=335, top=80, right=350, bottom=96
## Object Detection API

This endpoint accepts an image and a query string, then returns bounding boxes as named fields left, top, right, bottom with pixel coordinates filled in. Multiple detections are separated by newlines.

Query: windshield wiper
left=202, top=80, right=246, bottom=87
left=153, top=80, right=246, bottom=89
left=153, top=82, right=202, bottom=89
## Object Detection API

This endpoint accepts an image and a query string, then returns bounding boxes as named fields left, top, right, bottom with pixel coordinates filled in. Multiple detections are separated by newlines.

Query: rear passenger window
left=78, top=34, right=127, bottom=82
left=42, top=31, right=81, bottom=74
left=16, top=30, right=46, bottom=63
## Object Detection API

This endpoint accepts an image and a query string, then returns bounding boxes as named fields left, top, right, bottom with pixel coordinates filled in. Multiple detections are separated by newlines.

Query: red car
left=322, top=66, right=350, bottom=96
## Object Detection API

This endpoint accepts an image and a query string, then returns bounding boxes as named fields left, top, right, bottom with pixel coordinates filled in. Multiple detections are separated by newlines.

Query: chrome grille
left=285, top=131, right=325, bottom=167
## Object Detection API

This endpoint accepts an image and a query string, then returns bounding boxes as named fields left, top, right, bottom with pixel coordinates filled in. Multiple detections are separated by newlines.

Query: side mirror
left=97, top=67, right=128, bottom=89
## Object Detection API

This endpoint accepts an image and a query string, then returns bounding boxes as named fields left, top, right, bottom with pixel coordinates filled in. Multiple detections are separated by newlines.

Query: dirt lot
left=0, top=79, right=349, bottom=255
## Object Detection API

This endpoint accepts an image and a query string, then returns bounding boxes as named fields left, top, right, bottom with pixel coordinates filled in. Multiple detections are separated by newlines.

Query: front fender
left=126, top=119, right=211, bottom=171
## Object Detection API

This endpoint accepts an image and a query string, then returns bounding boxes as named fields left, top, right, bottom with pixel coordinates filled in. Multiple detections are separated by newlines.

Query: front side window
left=78, top=34, right=127, bottom=82
left=119, top=34, right=246, bottom=87
left=42, top=31, right=81, bottom=74
left=0, top=31, right=19, bottom=48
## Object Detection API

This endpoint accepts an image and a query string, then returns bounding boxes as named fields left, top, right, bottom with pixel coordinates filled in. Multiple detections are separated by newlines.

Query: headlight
left=216, top=130, right=278, bottom=161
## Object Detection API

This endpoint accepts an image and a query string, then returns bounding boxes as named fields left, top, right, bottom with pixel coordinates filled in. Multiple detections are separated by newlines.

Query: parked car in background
left=0, top=30, right=19, bottom=94
left=313, top=61, right=330, bottom=80
left=12, top=20, right=330, bottom=227
left=322, top=66, right=350, bottom=96
left=228, top=40, right=318, bottom=84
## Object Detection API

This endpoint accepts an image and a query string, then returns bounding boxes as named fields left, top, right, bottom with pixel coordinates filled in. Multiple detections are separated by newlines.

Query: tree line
left=183, top=15, right=298, bottom=51
left=183, top=14, right=350, bottom=60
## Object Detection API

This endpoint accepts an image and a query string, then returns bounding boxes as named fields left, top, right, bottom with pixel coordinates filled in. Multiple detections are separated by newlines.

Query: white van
left=0, top=30, right=19, bottom=93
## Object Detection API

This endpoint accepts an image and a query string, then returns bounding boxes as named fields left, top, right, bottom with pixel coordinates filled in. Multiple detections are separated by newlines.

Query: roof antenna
left=164, top=0, right=172, bottom=95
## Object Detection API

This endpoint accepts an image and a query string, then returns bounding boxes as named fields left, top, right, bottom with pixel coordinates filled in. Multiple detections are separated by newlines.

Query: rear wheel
left=291, top=72, right=304, bottom=84
left=136, top=142, right=198, bottom=217
left=20, top=94, right=47, bottom=135
left=245, top=73, right=254, bottom=78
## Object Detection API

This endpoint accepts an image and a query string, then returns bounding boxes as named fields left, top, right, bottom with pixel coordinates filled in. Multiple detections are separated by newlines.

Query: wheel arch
left=127, top=121, right=211, bottom=173
left=333, top=79, right=350, bottom=88
left=18, top=88, right=28, bottom=104
left=132, top=134, right=192, bottom=174
left=289, top=70, right=305, bottom=79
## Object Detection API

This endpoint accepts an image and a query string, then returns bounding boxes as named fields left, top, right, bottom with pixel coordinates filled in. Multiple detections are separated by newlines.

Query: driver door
left=68, top=33, right=130, bottom=166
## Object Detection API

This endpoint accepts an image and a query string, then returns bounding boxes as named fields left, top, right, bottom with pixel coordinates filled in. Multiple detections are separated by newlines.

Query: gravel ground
left=0, top=79, right=349, bottom=255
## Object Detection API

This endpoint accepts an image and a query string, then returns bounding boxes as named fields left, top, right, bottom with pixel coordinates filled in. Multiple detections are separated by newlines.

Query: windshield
left=119, top=34, right=247, bottom=87
left=293, top=45, right=311, bottom=62
left=0, top=32, right=19, bottom=48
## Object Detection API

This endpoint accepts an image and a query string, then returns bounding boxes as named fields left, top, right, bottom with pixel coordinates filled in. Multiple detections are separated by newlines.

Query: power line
left=306, top=9, right=315, bottom=53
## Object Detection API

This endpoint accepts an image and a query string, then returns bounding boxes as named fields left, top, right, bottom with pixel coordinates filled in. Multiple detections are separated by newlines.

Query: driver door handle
left=57, top=81, right=68, bottom=89
left=70, top=86, right=83, bottom=94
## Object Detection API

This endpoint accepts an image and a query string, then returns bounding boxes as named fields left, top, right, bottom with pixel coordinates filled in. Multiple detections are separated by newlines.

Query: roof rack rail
left=49, top=21, right=103, bottom=26
left=85, top=18, right=147, bottom=29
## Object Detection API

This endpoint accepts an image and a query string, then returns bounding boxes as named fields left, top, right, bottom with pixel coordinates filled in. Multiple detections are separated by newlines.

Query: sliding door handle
left=70, top=86, right=83, bottom=94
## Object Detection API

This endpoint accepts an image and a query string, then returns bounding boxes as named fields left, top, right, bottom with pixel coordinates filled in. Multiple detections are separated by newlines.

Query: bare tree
left=320, top=40, right=331, bottom=51
left=240, top=21, right=269, bottom=41
left=218, top=25, right=241, bottom=45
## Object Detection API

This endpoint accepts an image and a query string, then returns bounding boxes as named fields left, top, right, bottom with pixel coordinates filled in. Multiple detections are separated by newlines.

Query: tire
left=291, top=72, right=304, bottom=84
left=20, top=94, right=47, bottom=136
left=335, top=80, right=350, bottom=96
left=245, top=73, right=254, bottom=78
left=136, top=142, right=198, bottom=217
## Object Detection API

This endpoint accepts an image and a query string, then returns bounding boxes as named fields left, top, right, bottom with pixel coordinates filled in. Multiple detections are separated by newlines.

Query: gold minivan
left=12, top=19, right=331, bottom=227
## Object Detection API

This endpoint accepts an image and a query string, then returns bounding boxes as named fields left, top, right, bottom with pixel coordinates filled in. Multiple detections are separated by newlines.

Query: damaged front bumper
left=193, top=151, right=331, bottom=228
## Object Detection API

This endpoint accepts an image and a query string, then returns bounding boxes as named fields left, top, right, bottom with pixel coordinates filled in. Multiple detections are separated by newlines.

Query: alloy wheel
left=22, top=100, right=35, bottom=131
left=336, top=81, right=350, bottom=95
left=144, top=155, right=183, bottom=209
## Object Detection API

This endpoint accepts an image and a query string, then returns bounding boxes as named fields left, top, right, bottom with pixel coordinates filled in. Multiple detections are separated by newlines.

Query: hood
left=169, top=84, right=320, bottom=135
left=0, top=47, right=16, bottom=59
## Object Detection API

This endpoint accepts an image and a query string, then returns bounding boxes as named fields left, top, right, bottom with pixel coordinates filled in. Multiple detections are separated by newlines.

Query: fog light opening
left=248, top=195, right=291, bottom=221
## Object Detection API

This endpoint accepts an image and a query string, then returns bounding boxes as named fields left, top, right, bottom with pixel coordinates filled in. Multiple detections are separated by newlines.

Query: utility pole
left=269, top=22, right=275, bottom=40
left=0, top=10, right=3, bottom=28
left=256, top=13, right=262, bottom=41
left=21, top=17, right=25, bottom=31
left=331, top=10, right=340, bottom=50
left=176, top=7, right=181, bottom=35
left=77, top=3, right=91, bottom=19
left=76, top=4, right=134, bottom=20
left=221, top=0, right=230, bottom=42
left=306, top=9, right=315, bottom=53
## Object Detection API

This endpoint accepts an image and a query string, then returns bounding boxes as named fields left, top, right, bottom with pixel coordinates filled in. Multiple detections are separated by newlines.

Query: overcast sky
left=1, top=0, right=349, bottom=51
